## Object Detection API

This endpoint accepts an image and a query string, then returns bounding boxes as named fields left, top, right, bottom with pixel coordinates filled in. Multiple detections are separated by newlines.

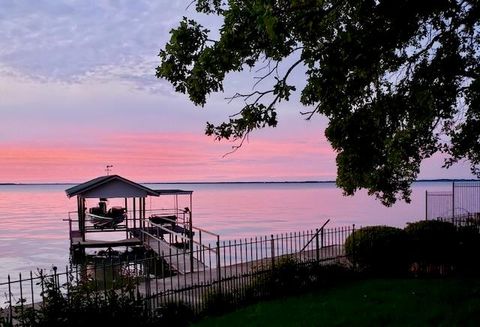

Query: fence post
left=315, top=228, right=320, bottom=261
left=53, top=266, right=58, bottom=290
left=216, top=237, right=221, bottom=294
left=40, top=269, right=45, bottom=306
left=452, top=181, right=455, bottom=219
left=30, top=271, right=35, bottom=311
left=102, top=260, right=107, bottom=297
left=145, top=255, right=151, bottom=312
left=271, top=235, right=275, bottom=269
left=7, top=274, right=12, bottom=325
left=425, top=190, right=428, bottom=220
left=199, top=230, right=203, bottom=262
left=321, top=228, right=324, bottom=248
left=352, top=224, right=356, bottom=266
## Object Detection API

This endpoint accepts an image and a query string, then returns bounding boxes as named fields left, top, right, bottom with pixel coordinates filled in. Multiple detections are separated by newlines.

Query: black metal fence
left=437, top=214, right=480, bottom=229
left=425, top=181, right=480, bottom=220
left=0, top=224, right=354, bottom=324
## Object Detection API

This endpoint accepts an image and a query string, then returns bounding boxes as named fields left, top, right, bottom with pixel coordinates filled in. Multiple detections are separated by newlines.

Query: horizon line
left=0, top=178, right=478, bottom=186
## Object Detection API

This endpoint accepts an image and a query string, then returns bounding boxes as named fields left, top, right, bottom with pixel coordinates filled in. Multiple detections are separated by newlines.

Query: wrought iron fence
left=0, top=224, right=354, bottom=324
left=437, top=213, right=480, bottom=228
left=425, top=181, right=480, bottom=220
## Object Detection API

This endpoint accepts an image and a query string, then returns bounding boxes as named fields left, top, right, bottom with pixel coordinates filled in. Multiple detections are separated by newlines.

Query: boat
left=149, top=214, right=177, bottom=226
left=87, top=199, right=127, bottom=228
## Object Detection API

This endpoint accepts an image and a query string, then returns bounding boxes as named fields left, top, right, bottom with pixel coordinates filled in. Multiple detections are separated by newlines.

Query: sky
left=0, top=0, right=476, bottom=183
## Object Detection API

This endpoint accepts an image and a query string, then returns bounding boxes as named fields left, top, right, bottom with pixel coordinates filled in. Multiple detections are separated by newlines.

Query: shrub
left=202, top=289, right=243, bottom=316
left=456, top=225, right=480, bottom=273
left=12, top=273, right=193, bottom=327
left=202, top=260, right=354, bottom=317
left=267, top=257, right=310, bottom=295
left=345, top=226, right=409, bottom=274
left=155, top=302, right=194, bottom=326
left=404, top=220, right=457, bottom=264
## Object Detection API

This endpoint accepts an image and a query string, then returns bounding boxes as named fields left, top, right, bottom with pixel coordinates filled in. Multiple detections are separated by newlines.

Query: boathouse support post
left=76, top=197, right=81, bottom=239
left=138, top=197, right=141, bottom=230
left=77, top=196, right=86, bottom=242
left=142, top=197, right=146, bottom=228
left=133, top=198, right=136, bottom=231
left=68, top=218, right=72, bottom=244
left=76, top=196, right=80, bottom=240
left=125, top=198, right=129, bottom=238
left=139, top=197, right=142, bottom=229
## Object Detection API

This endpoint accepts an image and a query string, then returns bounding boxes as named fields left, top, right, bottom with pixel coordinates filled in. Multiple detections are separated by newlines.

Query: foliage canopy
left=157, top=0, right=480, bottom=205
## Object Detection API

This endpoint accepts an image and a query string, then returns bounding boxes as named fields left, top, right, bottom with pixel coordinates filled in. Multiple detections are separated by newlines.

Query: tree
left=156, top=0, right=480, bottom=205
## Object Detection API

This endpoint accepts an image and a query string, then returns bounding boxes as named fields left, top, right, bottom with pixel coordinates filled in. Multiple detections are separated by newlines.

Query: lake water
left=0, top=181, right=451, bottom=279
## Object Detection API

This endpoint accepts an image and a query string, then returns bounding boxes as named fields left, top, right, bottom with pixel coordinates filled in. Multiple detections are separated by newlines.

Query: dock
left=66, top=174, right=208, bottom=275
left=70, top=236, right=143, bottom=248
left=141, top=232, right=206, bottom=274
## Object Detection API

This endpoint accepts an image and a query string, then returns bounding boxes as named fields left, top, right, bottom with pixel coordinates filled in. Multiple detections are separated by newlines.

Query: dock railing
left=1, top=224, right=353, bottom=324
left=135, top=216, right=220, bottom=274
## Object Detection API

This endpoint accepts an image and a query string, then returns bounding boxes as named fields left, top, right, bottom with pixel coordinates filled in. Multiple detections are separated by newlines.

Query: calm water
left=0, top=181, right=451, bottom=279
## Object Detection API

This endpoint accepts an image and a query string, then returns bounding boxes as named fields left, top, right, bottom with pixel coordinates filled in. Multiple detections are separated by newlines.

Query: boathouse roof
left=65, top=175, right=159, bottom=198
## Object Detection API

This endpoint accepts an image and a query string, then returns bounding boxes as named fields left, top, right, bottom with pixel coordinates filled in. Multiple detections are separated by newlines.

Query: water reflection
left=0, top=181, right=451, bottom=277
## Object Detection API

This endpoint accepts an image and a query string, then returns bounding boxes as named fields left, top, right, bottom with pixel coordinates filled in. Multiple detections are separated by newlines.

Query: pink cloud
left=0, top=131, right=337, bottom=183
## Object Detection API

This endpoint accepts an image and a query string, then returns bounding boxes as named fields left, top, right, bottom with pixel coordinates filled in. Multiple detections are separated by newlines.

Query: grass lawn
left=193, top=278, right=480, bottom=326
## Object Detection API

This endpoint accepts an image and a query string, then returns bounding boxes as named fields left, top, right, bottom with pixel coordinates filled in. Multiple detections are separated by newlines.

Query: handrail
left=145, top=220, right=191, bottom=241
left=64, top=208, right=220, bottom=251
left=86, top=213, right=114, bottom=221
left=139, top=219, right=216, bottom=253
left=191, top=225, right=219, bottom=238
left=300, top=219, right=330, bottom=252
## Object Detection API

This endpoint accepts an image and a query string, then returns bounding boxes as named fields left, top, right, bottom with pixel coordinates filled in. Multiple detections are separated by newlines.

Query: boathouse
left=65, top=175, right=195, bottom=258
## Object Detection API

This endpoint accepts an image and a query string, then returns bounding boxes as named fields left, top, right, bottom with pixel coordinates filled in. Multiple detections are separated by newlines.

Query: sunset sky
left=0, top=1, right=476, bottom=183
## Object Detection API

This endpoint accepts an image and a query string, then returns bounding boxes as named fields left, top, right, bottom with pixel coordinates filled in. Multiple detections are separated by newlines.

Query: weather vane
left=105, top=165, right=113, bottom=175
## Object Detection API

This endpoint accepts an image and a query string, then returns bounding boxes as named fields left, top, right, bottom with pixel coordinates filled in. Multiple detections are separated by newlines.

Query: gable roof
left=65, top=175, right=159, bottom=198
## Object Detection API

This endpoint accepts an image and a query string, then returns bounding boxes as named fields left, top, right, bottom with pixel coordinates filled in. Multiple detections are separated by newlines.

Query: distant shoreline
left=0, top=179, right=477, bottom=186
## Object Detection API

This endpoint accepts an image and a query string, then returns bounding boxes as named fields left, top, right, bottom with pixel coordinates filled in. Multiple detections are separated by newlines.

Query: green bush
left=345, top=226, right=409, bottom=274
left=202, top=261, right=354, bottom=317
left=456, top=225, right=480, bottom=272
left=404, top=220, right=457, bottom=264
left=12, top=273, right=193, bottom=327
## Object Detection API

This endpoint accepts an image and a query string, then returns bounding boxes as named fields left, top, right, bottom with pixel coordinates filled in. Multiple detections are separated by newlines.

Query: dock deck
left=71, top=225, right=205, bottom=275
left=70, top=236, right=142, bottom=248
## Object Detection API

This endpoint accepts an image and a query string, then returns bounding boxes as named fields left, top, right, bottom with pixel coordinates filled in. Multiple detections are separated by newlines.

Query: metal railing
left=0, top=224, right=353, bottom=324
left=425, top=181, right=480, bottom=220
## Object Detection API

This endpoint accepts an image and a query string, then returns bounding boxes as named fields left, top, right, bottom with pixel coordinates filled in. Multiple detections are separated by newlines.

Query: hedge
left=404, top=220, right=457, bottom=264
left=345, top=226, right=409, bottom=274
